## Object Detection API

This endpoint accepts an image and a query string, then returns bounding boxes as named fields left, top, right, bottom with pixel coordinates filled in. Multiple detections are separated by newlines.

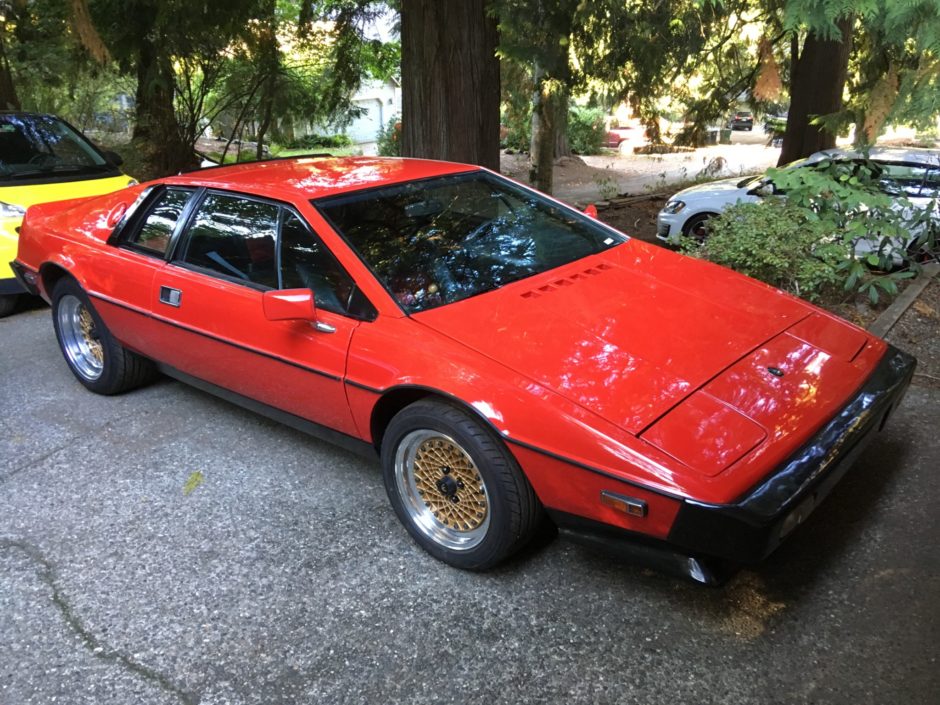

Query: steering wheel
left=464, top=219, right=496, bottom=244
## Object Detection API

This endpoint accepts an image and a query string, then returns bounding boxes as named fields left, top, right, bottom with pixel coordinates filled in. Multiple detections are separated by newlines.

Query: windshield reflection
left=0, top=114, right=113, bottom=181
left=317, top=172, right=626, bottom=312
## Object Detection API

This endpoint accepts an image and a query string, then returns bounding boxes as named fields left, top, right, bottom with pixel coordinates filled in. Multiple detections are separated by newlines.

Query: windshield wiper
left=4, top=164, right=114, bottom=180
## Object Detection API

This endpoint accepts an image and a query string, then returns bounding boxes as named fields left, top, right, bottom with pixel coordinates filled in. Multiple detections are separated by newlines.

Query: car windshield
left=0, top=114, right=114, bottom=181
left=317, top=171, right=627, bottom=313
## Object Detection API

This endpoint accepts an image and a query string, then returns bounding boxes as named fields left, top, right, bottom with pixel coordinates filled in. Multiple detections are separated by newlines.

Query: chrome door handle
left=313, top=321, right=336, bottom=334
left=159, top=286, right=182, bottom=307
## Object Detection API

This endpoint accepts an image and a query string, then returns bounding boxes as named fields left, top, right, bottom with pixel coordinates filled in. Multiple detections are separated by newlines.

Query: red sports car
left=12, top=157, right=915, bottom=584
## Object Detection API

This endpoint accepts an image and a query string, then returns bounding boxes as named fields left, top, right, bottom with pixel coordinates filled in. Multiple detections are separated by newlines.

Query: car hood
left=413, top=240, right=813, bottom=435
left=672, top=176, right=754, bottom=202
left=0, top=173, right=133, bottom=209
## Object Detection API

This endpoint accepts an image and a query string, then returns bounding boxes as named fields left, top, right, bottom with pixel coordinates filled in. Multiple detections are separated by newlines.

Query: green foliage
left=500, top=103, right=607, bottom=154
left=501, top=111, right=531, bottom=151
left=783, top=0, right=940, bottom=145
left=682, top=200, right=847, bottom=302
left=688, top=155, right=934, bottom=304
left=286, top=133, right=353, bottom=149
left=766, top=155, right=924, bottom=303
left=566, top=106, right=606, bottom=154
left=376, top=114, right=401, bottom=156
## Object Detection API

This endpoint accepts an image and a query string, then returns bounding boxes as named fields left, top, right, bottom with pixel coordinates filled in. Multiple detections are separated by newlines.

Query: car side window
left=878, top=163, right=927, bottom=198
left=127, top=188, right=194, bottom=255
left=179, top=193, right=279, bottom=289
left=280, top=211, right=356, bottom=315
left=924, top=168, right=940, bottom=198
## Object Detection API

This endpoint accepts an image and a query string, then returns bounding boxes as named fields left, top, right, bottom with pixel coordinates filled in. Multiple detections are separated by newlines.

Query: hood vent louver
left=520, top=262, right=614, bottom=299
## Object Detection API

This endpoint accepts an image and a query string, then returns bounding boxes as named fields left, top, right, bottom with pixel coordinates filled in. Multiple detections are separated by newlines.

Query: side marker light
left=600, top=490, right=648, bottom=518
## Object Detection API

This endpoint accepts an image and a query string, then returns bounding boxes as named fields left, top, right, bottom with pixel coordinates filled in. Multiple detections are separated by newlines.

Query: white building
left=344, top=77, right=401, bottom=145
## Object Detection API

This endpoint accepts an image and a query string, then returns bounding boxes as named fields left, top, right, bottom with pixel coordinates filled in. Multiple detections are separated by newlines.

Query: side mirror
left=748, top=181, right=775, bottom=197
left=262, top=289, right=317, bottom=322
left=584, top=204, right=599, bottom=218
left=102, top=150, right=124, bottom=167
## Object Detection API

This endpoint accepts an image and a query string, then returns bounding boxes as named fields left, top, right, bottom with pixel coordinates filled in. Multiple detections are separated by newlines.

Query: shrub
left=499, top=104, right=606, bottom=154
left=766, top=155, right=929, bottom=302
left=501, top=112, right=531, bottom=152
left=567, top=106, right=606, bottom=155
left=287, top=133, right=353, bottom=150
left=377, top=114, right=401, bottom=156
left=681, top=200, right=848, bottom=302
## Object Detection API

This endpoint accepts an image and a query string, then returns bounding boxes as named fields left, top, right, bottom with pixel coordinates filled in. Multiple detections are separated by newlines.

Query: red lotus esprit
left=12, top=157, right=915, bottom=583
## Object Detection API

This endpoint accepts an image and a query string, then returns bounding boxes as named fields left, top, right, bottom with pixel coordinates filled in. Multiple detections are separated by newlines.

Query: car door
left=150, top=190, right=364, bottom=437
left=100, top=186, right=200, bottom=354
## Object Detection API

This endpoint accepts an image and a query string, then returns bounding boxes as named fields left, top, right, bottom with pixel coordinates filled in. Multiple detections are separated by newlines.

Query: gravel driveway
left=2, top=307, right=938, bottom=705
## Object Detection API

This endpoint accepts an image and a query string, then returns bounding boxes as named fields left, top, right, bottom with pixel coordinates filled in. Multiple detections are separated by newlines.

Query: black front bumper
left=7, top=260, right=39, bottom=296
left=556, top=344, right=916, bottom=583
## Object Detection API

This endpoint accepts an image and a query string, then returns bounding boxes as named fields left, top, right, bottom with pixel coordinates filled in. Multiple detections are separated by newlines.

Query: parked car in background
left=0, top=111, right=135, bottom=316
left=604, top=121, right=645, bottom=154
left=13, top=156, right=915, bottom=583
left=728, top=111, right=754, bottom=131
left=656, top=146, right=940, bottom=254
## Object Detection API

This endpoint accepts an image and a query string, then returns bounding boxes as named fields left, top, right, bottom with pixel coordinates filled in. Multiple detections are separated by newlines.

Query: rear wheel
left=381, top=399, right=541, bottom=570
left=51, top=277, right=156, bottom=394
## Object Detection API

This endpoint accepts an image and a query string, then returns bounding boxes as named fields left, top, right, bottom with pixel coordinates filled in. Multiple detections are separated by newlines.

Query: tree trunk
left=553, top=93, right=570, bottom=158
left=778, top=17, right=854, bottom=166
left=133, top=39, right=193, bottom=175
left=400, top=0, right=500, bottom=171
left=256, top=103, right=273, bottom=160
left=0, top=29, right=20, bottom=110
left=529, top=67, right=557, bottom=193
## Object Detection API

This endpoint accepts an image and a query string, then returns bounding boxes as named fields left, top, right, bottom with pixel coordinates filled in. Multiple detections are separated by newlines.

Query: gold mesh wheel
left=78, top=306, right=104, bottom=364
left=394, top=430, right=490, bottom=551
left=56, top=294, right=105, bottom=381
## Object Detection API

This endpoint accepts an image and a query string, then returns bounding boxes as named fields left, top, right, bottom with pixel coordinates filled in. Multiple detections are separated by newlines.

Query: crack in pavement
left=0, top=437, right=78, bottom=485
left=1, top=538, right=199, bottom=705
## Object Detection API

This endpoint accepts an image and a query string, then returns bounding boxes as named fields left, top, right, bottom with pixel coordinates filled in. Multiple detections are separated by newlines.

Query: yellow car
left=1, top=112, right=136, bottom=316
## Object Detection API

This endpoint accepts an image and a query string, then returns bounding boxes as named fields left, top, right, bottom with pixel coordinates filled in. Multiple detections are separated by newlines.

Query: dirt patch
left=501, top=152, right=621, bottom=198
left=886, top=279, right=940, bottom=389
left=598, top=195, right=668, bottom=242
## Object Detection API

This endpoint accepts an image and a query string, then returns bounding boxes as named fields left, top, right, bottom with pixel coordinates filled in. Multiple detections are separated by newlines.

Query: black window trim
left=110, top=184, right=203, bottom=260
left=165, top=187, right=377, bottom=321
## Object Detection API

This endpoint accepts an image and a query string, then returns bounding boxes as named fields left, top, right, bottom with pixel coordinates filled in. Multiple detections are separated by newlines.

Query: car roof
left=168, top=156, right=481, bottom=201
left=808, top=146, right=940, bottom=166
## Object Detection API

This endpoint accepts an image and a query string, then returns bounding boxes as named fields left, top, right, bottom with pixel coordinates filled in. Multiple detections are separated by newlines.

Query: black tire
left=381, top=399, right=542, bottom=570
left=681, top=212, right=717, bottom=243
left=0, top=294, right=17, bottom=318
left=51, top=277, right=156, bottom=395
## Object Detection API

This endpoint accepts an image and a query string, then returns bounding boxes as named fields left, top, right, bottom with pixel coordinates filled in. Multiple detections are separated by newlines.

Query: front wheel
left=681, top=212, right=716, bottom=243
left=51, top=277, right=156, bottom=394
left=381, top=399, right=541, bottom=570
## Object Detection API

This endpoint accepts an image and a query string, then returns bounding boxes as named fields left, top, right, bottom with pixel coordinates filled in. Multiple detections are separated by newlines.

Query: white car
left=656, top=147, right=940, bottom=249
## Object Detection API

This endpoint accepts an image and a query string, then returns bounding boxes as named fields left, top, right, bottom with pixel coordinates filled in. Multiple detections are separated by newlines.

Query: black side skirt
left=158, top=363, right=378, bottom=461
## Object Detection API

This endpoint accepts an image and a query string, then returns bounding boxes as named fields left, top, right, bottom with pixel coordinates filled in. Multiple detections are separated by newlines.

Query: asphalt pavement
left=2, top=305, right=938, bottom=705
